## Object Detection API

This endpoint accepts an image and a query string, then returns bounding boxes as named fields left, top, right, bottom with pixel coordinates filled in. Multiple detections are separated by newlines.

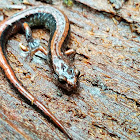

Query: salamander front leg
left=22, top=22, right=48, bottom=61
left=65, top=48, right=76, bottom=56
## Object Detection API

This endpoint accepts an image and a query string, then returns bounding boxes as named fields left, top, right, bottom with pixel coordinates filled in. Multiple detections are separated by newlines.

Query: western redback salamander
left=0, top=6, right=80, bottom=139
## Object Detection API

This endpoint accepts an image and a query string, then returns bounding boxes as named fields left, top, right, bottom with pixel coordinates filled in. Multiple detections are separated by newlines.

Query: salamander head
left=53, top=59, right=80, bottom=91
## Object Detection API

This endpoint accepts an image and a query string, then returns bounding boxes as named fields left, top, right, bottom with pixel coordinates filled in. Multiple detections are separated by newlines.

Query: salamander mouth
left=66, top=83, right=77, bottom=91
left=57, top=79, right=77, bottom=91
left=63, top=78, right=78, bottom=91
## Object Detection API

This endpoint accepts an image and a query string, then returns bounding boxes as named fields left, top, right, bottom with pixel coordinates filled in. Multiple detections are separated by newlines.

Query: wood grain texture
left=0, top=0, right=140, bottom=139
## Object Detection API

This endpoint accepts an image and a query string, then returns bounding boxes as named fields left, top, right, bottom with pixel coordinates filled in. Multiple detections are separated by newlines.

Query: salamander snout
left=58, top=68, right=80, bottom=91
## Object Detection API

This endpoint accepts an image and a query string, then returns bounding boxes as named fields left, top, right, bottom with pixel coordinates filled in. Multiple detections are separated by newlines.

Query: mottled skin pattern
left=0, top=6, right=80, bottom=139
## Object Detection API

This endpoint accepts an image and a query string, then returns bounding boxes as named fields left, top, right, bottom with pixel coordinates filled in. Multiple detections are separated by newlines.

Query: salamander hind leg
left=22, top=22, right=48, bottom=61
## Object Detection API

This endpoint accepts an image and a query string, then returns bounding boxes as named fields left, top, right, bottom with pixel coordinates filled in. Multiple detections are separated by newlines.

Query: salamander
left=0, top=6, right=80, bottom=139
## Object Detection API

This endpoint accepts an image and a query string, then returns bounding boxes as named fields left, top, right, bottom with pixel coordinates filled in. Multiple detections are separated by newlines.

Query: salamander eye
left=68, top=69, right=74, bottom=75
left=58, top=75, right=67, bottom=84
left=75, top=69, right=80, bottom=76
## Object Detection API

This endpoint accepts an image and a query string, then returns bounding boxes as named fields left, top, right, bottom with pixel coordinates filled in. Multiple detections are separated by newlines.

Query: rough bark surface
left=0, top=0, right=140, bottom=140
